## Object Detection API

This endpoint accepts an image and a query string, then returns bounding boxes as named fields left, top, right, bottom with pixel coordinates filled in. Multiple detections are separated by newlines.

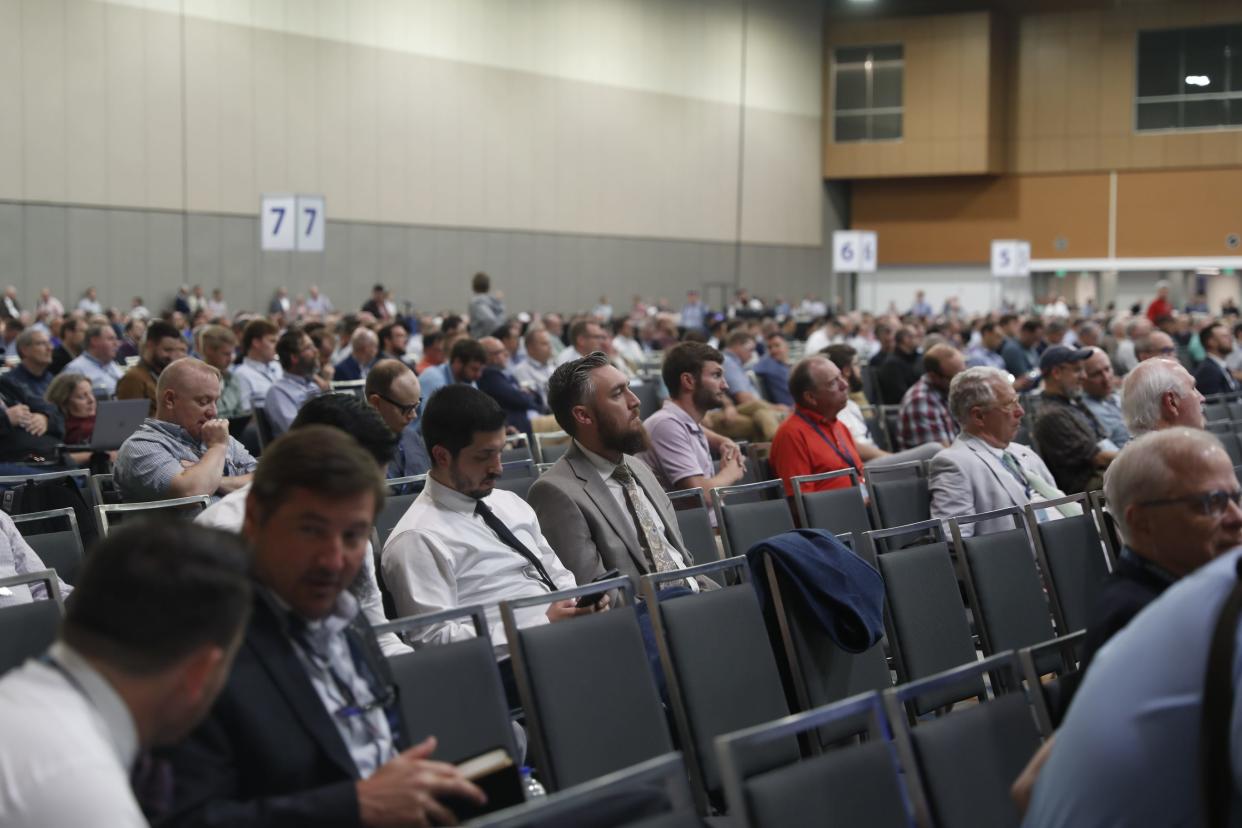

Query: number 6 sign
left=833, top=230, right=878, bottom=273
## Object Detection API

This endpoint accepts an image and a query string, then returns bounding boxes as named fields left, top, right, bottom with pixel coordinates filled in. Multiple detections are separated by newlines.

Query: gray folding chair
left=866, top=518, right=982, bottom=714
left=1018, top=629, right=1087, bottom=734
left=641, top=557, right=797, bottom=812
left=0, top=468, right=92, bottom=501
left=867, top=461, right=931, bottom=544
left=376, top=476, right=426, bottom=548
left=0, top=570, right=64, bottom=675
left=495, top=459, right=539, bottom=501
left=1025, top=492, right=1111, bottom=636
left=631, top=381, right=663, bottom=420
left=373, top=605, right=517, bottom=764
left=791, top=468, right=875, bottom=566
left=885, top=652, right=1043, bottom=828
left=251, top=404, right=275, bottom=450
left=89, top=472, right=122, bottom=508
left=502, top=576, right=673, bottom=791
left=948, top=507, right=1059, bottom=669
left=712, top=480, right=795, bottom=559
left=667, top=488, right=721, bottom=566
left=329, top=379, right=366, bottom=400
left=95, top=495, right=212, bottom=537
left=12, top=508, right=86, bottom=586
left=716, top=691, right=920, bottom=828
left=470, top=753, right=698, bottom=828
left=502, top=433, right=533, bottom=464
left=534, top=431, right=572, bottom=465
left=1087, top=489, right=1121, bottom=567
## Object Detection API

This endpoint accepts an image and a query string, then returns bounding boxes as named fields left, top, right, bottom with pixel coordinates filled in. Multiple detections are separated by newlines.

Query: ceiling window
left=1136, top=24, right=1242, bottom=132
left=833, top=44, right=903, bottom=143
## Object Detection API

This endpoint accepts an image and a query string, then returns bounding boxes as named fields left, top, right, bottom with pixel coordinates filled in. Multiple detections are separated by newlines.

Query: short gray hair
left=948, top=366, right=1006, bottom=424
left=1121, top=358, right=1191, bottom=435
left=1104, top=427, right=1226, bottom=546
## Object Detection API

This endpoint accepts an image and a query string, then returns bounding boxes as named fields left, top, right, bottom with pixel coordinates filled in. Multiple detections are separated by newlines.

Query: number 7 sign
left=261, top=195, right=296, bottom=251
left=296, top=196, right=325, bottom=251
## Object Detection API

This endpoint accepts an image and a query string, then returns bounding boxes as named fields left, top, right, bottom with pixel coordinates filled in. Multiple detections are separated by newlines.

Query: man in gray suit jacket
left=529, top=352, right=705, bottom=587
left=930, top=366, right=1074, bottom=537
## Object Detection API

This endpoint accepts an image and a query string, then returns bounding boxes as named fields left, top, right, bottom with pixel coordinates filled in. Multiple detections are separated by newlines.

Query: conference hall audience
left=511, top=326, right=556, bottom=402
left=611, top=317, right=646, bottom=374
left=529, top=352, right=708, bottom=589
left=376, top=321, right=409, bottom=363
left=477, top=335, right=543, bottom=437
left=1193, top=319, right=1240, bottom=396
left=49, top=317, right=84, bottom=374
left=1031, top=345, right=1118, bottom=495
left=230, top=319, right=282, bottom=413
left=1078, top=346, right=1131, bottom=448
left=555, top=317, right=610, bottom=366
left=965, top=320, right=1006, bottom=370
left=361, top=282, right=391, bottom=320
left=64, top=321, right=124, bottom=395
left=1120, top=356, right=1205, bottom=436
left=113, top=358, right=256, bottom=502
left=330, top=327, right=377, bottom=384
left=768, top=354, right=865, bottom=497
left=711, top=330, right=784, bottom=443
left=1134, top=328, right=1176, bottom=362
left=263, top=328, right=324, bottom=436
left=364, top=359, right=431, bottom=482
left=0, top=522, right=249, bottom=827
left=7, top=327, right=56, bottom=399
left=0, top=369, right=63, bottom=466
left=414, top=330, right=446, bottom=375
left=195, top=325, right=245, bottom=420
left=468, top=271, right=505, bottom=338
left=117, top=316, right=144, bottom=362
left=895, top=342, right=963, bottom=450
left=115, top=319, right=188, bottom=416
left=417, top=336, right=487, bottom=413
left=0, top=507, right=72, bottom=608
left=877, top=325, right=921, bottom=404
left=45, top=371, right=109, bottom=467
left=1000, top=318, right=1044, bottom=389
left=382, top=385, right=593, bottom=652
left=929, top=366, right=1073, bottom=537
left=752, top=331, right=793, bottom=405
left=638, top=342, right=746, bottom=500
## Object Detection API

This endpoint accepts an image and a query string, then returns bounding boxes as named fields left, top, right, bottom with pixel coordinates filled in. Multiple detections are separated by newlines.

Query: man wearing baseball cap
left=1032, top=344, right=1120, bottom=495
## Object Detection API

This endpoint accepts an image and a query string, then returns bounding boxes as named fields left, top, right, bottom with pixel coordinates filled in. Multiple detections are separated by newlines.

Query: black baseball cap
left=1039, top=344, right=1092, bottom=372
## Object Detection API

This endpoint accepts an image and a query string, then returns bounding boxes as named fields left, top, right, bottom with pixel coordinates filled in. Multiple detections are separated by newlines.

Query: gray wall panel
left=25, top=206, right=69, bottom=300
left=0, top=205, right=24, bottom=289
left=147, top=212, right=185, bottom=298
left=66, top=208, right=107, bottom=303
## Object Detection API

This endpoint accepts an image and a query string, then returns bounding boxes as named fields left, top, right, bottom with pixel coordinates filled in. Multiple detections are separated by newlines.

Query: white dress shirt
left=382, top=476, right=577, bottom=654
left=0, top=642, right=144, bottom=827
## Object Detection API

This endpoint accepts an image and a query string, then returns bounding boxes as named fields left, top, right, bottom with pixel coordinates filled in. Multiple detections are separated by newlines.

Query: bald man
left=1121, top=357, right=1206, bottom=437
left=895, top=343, right=964, bottom=449
left=114, top=358, right=257, bottom=502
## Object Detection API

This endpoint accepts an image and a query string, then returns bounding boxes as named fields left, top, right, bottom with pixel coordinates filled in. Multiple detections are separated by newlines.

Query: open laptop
left=62, top=398, right=150, bottom=452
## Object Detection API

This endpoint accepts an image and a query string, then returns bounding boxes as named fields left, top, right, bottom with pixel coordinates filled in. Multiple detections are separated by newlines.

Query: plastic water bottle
left=520, top=766, right=546, bottom=799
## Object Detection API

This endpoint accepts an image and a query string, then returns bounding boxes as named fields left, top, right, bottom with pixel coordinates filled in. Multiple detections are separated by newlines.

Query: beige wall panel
left=250, top=25, right=289, bottom=202
left=215, top=12, right=257, bottom=215
left=345, top=31, right=379, bottom=222
left=374, top=47, right=411, bottom=224
left=104, top=3, right=146, bottom=207
left=64, top=0, right=107, bottom=205
left=284, top=36, right=321, bottom=201
left=741, top=110, right=821, bottom=245
left=143, top=9, right=184, bottom=209
left=0, top=0, right=20, bottom=198
left=183, top=15, right=221, bottom=212
left=315, top=38, right=351, bottom=220
left=22, top=0, right=68, bottom=202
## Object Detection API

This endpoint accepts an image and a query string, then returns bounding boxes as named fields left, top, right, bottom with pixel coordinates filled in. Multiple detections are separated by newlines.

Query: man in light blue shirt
left=231, top=319, right=282, bottom=413
left=264, top=329, right=324, bottom=436
left=63, top=323, right=123, bottom=395
left=680, top=290, right=706, bottom=332
left=416, top=338, right=486, bottom=430
left=1080, top=347, right=1131, bottom=447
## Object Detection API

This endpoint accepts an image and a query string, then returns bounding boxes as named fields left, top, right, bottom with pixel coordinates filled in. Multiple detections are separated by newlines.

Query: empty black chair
left=1018, top=629, right=1087, bottom=733
left=374, top=606, right=516, bottom=764
left=1088, top=489, right=1121, bottom=567
left=885, top=652, right=1044, bottom=828
left=495, top=460, right=538, bottom=501
left=717, top=691, right=919, bottom=828
left=376, top=475, right=426, bottom=547
left=95, top=495, right=212, bottom=537
left=667, top=488, right=721, bottom=565
left=0, top=571, right=64, bottom=675
left=1220, top=430, right=1242, bottom=466
left=867, top=519, right=982, bottom=713
left=791, top=468, right=875, bottom=566
left=868, top=462, right=931, bottom=542
left=1025, top=493, right=1111, bottom=635
left=470, top=753, right=699, bottom=828
left=642, top=558, right=798, bottom=811
left=89, top=472, right=123, bottom=508
left=859, top=405, right=891, bottom=452
left=502, top=577, right=673, bottom=791
left=252, top=404, right=275, bottom=450
left=631, top=381, right=662, bottom=420
left=949, top=508, right=1059, bottom=667
left=502, top=434, right=534, bottom=464
left=12, top=508, right=86, bottom=586
left=713, top=480, right=795, bottom=559
left=534, top=431, right=571, bottom=465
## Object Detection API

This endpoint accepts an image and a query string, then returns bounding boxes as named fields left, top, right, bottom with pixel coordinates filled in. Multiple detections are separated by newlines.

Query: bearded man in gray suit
left=930, top=366, right=1077, bottom=537
left=528, top=352, right=707, bottom=588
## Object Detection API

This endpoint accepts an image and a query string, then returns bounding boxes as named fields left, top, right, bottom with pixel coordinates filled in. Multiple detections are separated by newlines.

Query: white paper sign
left=296, top=195, right=325, bottom=252
left=991, top=240, right=1031, bottom=278
left=834, top=230, right=878, bottom=273
left=858, top=230, right=877, bottom=273
left=261, top=195, right=296, bottom=251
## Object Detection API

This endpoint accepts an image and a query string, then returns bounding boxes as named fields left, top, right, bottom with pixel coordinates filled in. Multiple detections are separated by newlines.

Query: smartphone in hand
left=576, top=568, right=621, bottom=608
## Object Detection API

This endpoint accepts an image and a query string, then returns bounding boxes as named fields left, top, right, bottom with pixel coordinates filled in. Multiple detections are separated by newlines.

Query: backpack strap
left=1202, top=556, right=1242, bottom=827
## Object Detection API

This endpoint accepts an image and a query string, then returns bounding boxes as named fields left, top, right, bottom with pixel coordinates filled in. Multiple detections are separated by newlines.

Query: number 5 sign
left=261, top=195, right=326, bottom=252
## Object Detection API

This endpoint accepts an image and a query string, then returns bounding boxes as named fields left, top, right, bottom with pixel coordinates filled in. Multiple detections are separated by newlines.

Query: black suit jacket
left=1080, top=554, right=1173, bottom=675
left=1194, top=357, right=1238, bottom=397
left=477, top=365, right=540, bottom=436
left=0, top=374, right=64, bottom=461
left=159, top=594, right=405, bottom=828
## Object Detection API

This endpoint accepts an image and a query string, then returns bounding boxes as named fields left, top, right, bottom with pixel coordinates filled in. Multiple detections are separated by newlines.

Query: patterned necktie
left=611, top=463, right=678, bottom=573
left=1001, top=450, right=1082, bottom=517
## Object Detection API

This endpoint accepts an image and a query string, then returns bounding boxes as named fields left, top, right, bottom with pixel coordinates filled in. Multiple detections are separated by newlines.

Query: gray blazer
left=527, top=442, right=696, bottom=587
left=928, top=433, right=1060, bottom=537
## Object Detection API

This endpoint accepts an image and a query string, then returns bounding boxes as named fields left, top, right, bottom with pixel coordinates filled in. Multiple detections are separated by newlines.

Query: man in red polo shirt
left=770, top=355, right=864, bottom=498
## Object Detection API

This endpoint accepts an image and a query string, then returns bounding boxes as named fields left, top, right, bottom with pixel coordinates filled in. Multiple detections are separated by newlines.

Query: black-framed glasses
left=1136, top=489, right=1242, bottom=516
left=377, top=393, right=418, bottom=417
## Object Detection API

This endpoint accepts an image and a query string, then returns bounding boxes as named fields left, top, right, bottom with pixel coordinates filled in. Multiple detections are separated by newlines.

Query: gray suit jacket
left=929, top=433, right=1060, bottom=537
left=527, top=442, right=696, bottom=587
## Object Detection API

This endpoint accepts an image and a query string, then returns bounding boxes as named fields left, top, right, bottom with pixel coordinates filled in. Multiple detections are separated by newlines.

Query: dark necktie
left=475, top=499, right=557, bottom=590
left=132, top=752, right=175, bottom=820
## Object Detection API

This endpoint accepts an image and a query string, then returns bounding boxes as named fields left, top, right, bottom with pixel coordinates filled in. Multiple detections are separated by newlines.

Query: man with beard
left=381, top=384, right=599, bottom=653
left=529, top=352, right=706, bottom=587
left=1032, top=345, right=1118, bottom=494
left=116, top=319, right=188, bottom=416
left=264, top=328, right=324, bottom=436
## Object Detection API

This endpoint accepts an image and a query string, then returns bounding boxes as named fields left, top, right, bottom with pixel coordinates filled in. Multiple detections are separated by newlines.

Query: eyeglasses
left=1136, top=489, right=1242, bottom=517
left=376, top=393, right=418, bottom=417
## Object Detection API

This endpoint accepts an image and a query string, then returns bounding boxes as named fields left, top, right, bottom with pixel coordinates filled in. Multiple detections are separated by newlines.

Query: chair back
left=502, top=434, right=533, bottom=464
left=12, top=508, right=86, bottom=586
left=329, top=379, right=366, bottom=400
left=89, top=473, right=123, bottom=507
left=0, top=571, right=63, bottom=675
left=667, top=489, right=721, bottom=566
left=1025, top=494, right=1110, bottom=634
left=868, top=463, right=931, bottom=542
left=642, top=558, right=797, bottom=810
left=376, top=490, right=421, bottom=548
left=495, top=460, right=539, bottom=501
left=95, top=495, right=212, bottom=537
left=534, top=431, right=572, bottom=465
left=1018, top=630, right=1086, bottom=735
left=792, top=469, right=874, bottom=563
left=712, top=480, right=794, bottom=559
left=631, top=382, right=662, bottom=420
left=374, top=606, right=517, bottom=763
left=251, top=405, right=275, bottom=450
left=502, top=578, right=672, bottom=791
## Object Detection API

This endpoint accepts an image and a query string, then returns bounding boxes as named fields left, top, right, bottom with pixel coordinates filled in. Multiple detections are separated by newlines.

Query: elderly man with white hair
left=332, top=326, right=379, bottom=382
left=929, top=366, right=1074, bottom=537
left=1120, top=357, right=1205, bottom=437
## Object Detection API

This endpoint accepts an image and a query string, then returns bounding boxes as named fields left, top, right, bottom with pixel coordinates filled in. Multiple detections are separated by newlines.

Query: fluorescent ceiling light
left=1185, top=75, right=1211, bottom=86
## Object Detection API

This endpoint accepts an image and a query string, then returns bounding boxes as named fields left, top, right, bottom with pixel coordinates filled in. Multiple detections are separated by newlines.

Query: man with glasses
left=554, top=318, right=609, bottom=367
left=1032, top=345, right=1119, bottom=495
left=1133, top=328, right=1177, bottom=363
left=165, top=426, right=484, bottom=827
left=930, top=366, right=1071, bottom=537
left=365, top=359, right=431, bottom=481
left=1018, top=428, right=1242, bottom=826
left=1194, top=320, right=1240, bottom=397
left=1080, top=346, right=1131, bottom=448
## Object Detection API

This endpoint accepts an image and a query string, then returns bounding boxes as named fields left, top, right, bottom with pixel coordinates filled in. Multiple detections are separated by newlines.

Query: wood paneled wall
left=1116, top=168, right=1242, bottom=257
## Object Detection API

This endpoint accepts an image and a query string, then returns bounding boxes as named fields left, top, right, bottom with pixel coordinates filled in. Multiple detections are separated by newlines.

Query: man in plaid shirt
left=897, top=343, right=964, bottom=450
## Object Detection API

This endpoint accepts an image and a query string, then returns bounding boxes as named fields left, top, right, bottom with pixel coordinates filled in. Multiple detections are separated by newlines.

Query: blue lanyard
left=795, top=411, right=860, bottom=473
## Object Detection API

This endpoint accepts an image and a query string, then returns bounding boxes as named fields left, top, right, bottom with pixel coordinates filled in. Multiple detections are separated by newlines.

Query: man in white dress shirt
left=0, top=521, right=251, bottom=827
left=929, top=366, right=1077, bottom=537
left=383, top=384, right=600, bottom=653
